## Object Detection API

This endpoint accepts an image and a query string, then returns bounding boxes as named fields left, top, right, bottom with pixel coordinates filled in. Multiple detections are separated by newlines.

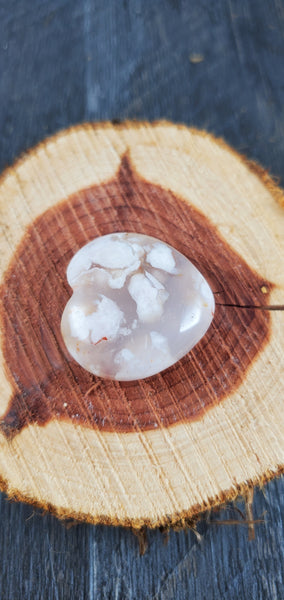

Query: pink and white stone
left=61, top=233, right=215, bottom=381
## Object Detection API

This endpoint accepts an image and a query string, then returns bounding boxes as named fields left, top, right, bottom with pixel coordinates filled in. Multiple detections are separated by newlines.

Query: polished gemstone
left=61, top=233, right=215, bottom=380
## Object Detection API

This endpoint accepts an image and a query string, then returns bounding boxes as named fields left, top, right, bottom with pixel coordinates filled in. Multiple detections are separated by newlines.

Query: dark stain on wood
left=0, top=155, right=272, bottom=437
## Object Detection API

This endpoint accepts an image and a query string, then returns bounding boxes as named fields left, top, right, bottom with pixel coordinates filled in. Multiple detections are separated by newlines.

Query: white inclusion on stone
left=114, top=348, right=143, bottom=380
left=86, top=238, right=138, bottom=269
left=116, top=331, right=173, bottom=380
left=145, top=271, right=164, bottom=289
left=69, top=306, right=90, bottom=341
left=115, top=348, right=135, bottom=363
left=119, top=326, right=132, bottom=336
left=180, top=305, right=202, bottom=333
left=106, top=259, right=141, bottom=289
left=67, top=237, right=144, bottom=288
left=67, top=250, right=92, bottom=287
left=128, top=273, right=169, bottom=323
left=150, top=331, right=170, bottom=354
left=68, top=295, right=124, bottom=345
left=146, top=242, right=176, bottom=273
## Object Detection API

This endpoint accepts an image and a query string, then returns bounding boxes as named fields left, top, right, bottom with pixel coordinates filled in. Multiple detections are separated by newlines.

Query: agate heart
left=61, top=233, right=215, bottom=380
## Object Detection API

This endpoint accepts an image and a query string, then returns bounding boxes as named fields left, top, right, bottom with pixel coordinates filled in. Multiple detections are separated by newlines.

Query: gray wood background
left=0, top=1, right=283, bottom=598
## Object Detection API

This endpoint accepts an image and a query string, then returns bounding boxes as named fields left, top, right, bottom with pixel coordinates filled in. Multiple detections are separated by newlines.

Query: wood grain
left=0, top=121, right=283, bottom=530
left=0, top=153, right=272, bottom=436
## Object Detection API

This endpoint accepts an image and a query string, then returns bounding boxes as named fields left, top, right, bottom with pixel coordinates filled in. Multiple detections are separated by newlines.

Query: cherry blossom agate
left=61, top=233, right=215, bottom=380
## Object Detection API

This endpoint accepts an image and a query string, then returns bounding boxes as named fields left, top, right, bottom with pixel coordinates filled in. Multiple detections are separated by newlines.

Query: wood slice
left=0, top=121, right=283, bottom=529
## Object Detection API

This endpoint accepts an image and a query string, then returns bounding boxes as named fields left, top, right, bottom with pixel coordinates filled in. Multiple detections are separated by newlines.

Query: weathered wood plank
left=0, top=1, right=283, bottom=598
left=1, top=479, right=283, bottom=599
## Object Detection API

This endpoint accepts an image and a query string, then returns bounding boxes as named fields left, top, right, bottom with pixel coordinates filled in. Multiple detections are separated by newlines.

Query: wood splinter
left=0, top=121, right=283, bottom=530
left=245, top=488, right=256, bottom=541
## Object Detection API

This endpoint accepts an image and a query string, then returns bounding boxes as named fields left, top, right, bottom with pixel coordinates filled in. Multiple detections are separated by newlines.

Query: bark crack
left=216, top=303, right=284, bottom=311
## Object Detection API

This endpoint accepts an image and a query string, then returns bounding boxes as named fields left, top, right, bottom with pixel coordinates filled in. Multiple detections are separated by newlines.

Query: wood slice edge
left=0, top=119, right=283, bottom=210
left=0, top=465, right=283, bottom=530
left=0, top=120, right=283, bottom=529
